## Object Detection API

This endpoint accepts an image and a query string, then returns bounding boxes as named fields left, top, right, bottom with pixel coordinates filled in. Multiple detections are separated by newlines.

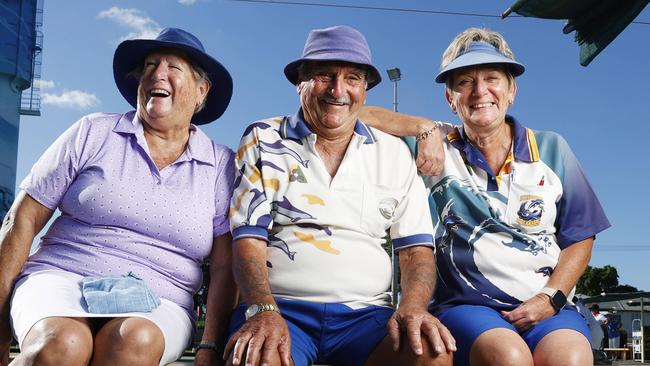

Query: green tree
left=577, top=265, right=638, bottom=295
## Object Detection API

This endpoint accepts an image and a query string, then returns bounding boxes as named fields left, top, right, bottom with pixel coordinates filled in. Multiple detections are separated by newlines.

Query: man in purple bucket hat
left=226, top=25, right=455, bottom=366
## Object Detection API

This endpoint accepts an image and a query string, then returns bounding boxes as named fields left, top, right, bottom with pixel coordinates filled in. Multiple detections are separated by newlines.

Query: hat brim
left=284, top=56, right=382, bottom=90
left=113, top=38, right=233, bottom=125
left=435, top=50, right=525, bottom=84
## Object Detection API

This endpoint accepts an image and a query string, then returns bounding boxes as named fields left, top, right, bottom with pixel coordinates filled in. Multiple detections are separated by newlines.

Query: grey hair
left=296, top=61, right=372, bottom=90
left=441, top=27, right=516, bottom=88
left=128, top=50, right=212, bottom=114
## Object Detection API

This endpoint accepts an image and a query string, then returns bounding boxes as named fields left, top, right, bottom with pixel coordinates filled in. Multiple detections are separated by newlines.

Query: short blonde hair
left=441, top=28, right=517, bottom=87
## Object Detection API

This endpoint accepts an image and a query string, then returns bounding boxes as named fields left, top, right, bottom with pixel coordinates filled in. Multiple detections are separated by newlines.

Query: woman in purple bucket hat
left=0, top=28, right=236, bottom=365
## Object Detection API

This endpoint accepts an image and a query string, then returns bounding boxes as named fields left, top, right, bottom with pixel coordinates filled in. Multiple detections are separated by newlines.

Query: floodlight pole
left=387, top=68, right=401, bottom=112
left=386, top=68, right=401, bottom=307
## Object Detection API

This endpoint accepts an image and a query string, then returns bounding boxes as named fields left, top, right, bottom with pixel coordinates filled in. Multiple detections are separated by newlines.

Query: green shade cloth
left=502, top=0, right=648, bottom=66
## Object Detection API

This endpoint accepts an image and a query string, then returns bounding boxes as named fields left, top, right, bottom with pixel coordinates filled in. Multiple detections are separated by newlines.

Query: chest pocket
left=361, top=184, right=403, bottom=236
left=505, top=183, right=561, bottom=234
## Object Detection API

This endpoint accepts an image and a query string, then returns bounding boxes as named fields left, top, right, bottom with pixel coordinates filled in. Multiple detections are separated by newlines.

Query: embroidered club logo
left=378, top=197, right=399, bottom=219
left=516, top=195, right=545, bottom=227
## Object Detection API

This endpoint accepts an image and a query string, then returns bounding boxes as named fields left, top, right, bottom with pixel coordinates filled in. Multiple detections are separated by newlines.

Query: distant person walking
left=607, top=313, right=621, bottom=348
left=591, top=304, right=609, bottom=349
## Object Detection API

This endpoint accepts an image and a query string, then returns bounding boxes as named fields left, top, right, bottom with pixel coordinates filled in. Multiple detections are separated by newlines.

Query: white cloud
left=97, top=7, right=161, bottom=41
left=42, top=90, right=100, bottom=110
left=36, top=79, right=56, bottom=90
left=178, top=0, right=198, bottom=4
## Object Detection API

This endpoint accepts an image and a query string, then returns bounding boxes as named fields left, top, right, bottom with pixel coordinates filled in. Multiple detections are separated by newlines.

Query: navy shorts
left=437, top=304, right=590, bottom=366
left=228, top=297, right=394, bottom=366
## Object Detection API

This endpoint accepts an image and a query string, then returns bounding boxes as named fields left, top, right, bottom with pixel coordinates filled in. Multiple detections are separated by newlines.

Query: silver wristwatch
left=245, top=303, right=280, bottom=320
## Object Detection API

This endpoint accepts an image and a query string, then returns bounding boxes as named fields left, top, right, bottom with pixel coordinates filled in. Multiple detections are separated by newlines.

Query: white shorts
left=10, top=270, right=193, bottom=365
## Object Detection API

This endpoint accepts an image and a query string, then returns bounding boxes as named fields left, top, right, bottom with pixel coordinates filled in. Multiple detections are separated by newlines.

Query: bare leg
left=365, top=335, right=452, bottom=366
left=10, top=317, right=93, bottom=366
left=533, top=329, right=592, bottom=366
left=469, top=328, right=533, bottom=366
left=91, top=317, right=164, bottom=366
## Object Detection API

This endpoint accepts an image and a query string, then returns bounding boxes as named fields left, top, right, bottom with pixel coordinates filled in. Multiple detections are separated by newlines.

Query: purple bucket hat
left=435, top=41, right=525, bottom=84
left=113, top=27, right=233, bottom=125
left=284, top=25, right=382, bottom=90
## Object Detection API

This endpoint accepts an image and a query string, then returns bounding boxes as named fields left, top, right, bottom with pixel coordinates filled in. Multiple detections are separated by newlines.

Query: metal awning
left=502, top=0, right=648, bottom=66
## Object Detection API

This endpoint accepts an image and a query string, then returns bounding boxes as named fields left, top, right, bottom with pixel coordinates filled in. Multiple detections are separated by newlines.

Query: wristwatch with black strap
left=539, top=287, right=567, bottom=313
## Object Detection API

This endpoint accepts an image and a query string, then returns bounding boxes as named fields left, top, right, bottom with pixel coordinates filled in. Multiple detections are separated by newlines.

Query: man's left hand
left=387, top=304, right=456, bottom=356
left=501, top=293, right=556, bottom=332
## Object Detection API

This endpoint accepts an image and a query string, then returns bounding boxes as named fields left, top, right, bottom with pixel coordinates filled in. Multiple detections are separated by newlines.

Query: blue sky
left=17, top=0, right=650, bottom=291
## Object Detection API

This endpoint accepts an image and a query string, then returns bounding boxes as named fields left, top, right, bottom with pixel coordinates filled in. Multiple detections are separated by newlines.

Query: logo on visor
left=516, top=195, right=545, bottom=227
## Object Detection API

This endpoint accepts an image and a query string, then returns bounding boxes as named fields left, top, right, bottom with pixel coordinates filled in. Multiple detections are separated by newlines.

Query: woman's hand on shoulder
left=415, top=122, right=445, bottom=176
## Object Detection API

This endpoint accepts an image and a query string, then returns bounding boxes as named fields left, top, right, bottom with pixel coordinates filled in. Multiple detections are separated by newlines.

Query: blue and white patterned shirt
left=410, top=116, right=610, bottom=315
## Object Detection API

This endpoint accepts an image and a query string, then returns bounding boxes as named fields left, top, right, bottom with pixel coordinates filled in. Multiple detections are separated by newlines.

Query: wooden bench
left=603, top=347, right=630, bottom=361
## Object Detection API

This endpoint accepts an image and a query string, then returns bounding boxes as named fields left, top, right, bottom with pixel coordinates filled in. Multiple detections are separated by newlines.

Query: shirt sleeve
left=230, top=124, right=273, bottom=242
left=212, top=147, right=235, bottom=237
left=19, top=116, right=93, bottom=210
left=540, top=132, right=611, bottom=248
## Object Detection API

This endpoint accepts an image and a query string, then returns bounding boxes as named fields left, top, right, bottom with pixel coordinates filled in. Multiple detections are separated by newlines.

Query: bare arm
left=359, top=106, right=445, bottom=176
left=0, top=192, right=53, bottom=364
left=388, top=247, right=455, bottom=355
left=502, top=237, right=594, bottom=331
left=360, top=106, right=436, bottom=137
left=224, top=237, right=290, bottom=366
left=195, top=233, right=239, bottom=366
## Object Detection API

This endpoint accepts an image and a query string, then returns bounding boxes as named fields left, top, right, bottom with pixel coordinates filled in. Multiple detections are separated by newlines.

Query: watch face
left=245, top=304, right=260, bottom=319
left=552, top=291, right=567, bottom=308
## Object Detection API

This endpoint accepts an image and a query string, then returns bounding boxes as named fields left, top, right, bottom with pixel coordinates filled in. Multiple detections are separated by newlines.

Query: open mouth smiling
left=320, top=97, right=349, bottom=107
left=149, top=88, right=171, bottom=97
left=470, top=102, right=495, bottom=109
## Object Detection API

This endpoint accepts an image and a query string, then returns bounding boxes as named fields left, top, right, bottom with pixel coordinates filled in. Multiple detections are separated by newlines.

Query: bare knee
left=18, top=318, right=93, bottom=366
left=534, top=329, right=592, bottom=366
left=470, top=329, right=533, bottom=366
left=93, top=318, right=164, bottom=366
left=365, top=336, right=453, bottom=366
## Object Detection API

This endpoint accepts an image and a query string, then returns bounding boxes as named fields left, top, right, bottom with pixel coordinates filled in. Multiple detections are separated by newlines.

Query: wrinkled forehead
left=143, top=47, right=193, bottom=64
left=304, top=60, right=368, bottom=74
left=450, top=63, right=509, bottom=78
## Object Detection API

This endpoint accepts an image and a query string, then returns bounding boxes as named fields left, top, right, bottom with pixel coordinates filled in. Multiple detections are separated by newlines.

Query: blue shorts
left=437, top=305, right=590, bottom=366
left=228, top=298, right=394, bottom=366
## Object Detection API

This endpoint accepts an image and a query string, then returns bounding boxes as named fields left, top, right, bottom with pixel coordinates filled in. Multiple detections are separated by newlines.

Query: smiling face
left=136, top=49, right=209, bottom=127
left=298, top=61, right=367, bottom=135
left=445, top=65, right=516, bottom=133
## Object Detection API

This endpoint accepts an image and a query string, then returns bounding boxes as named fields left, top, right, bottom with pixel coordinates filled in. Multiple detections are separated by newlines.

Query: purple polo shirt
left=19, top=111, right=234, bottom=319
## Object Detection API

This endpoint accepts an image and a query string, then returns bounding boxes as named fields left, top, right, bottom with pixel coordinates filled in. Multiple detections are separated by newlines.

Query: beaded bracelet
left=195, top=341, right=224, bottom=355
left=415, top=125, right=438, bottom=143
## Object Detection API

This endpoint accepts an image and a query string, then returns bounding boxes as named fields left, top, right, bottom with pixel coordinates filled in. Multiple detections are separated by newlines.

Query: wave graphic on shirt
left=259, top=140, right=310, bottom=168
left=431, top=176, right=553, bottom=307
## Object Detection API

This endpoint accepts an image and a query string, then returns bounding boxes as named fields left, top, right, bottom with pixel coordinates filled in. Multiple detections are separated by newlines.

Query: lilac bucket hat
left=435, top=41, right=525, bottom=84
left=113, top=27, right=233, bottom=125
left=284, top=25, right=382, bottom=90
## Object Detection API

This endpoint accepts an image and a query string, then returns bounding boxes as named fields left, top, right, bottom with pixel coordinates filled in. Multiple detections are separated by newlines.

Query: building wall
left=0, top=0, right=37, bottom=220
